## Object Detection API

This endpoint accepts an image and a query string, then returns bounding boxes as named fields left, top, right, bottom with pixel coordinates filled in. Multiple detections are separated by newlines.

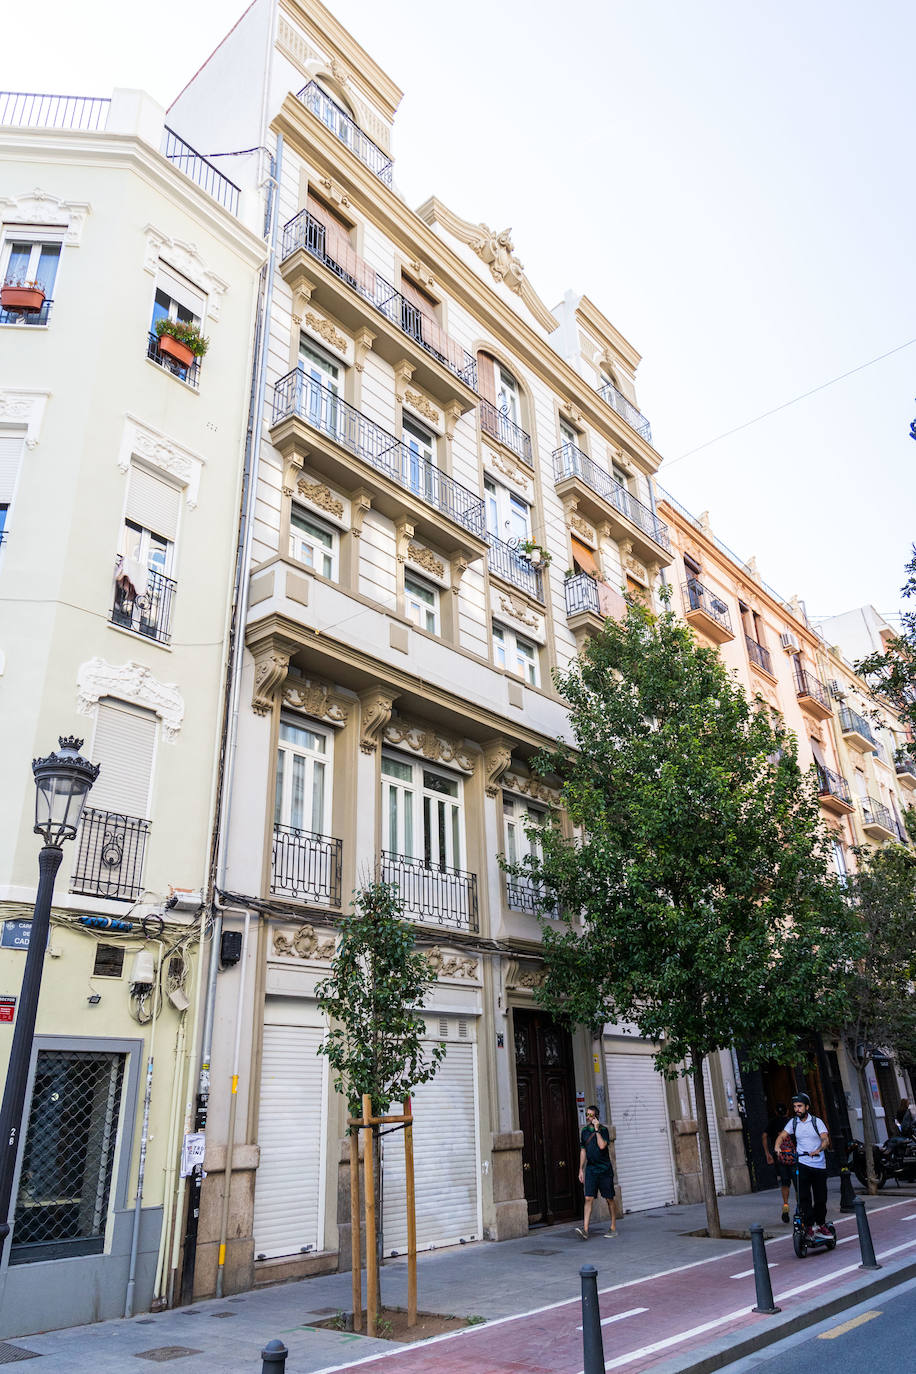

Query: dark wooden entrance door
left=513, top=1008, right=580, bottom=1223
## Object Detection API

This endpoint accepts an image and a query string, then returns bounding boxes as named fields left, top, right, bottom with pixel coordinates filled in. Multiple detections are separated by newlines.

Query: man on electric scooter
left=774, top=1093, right=831, bottom=1240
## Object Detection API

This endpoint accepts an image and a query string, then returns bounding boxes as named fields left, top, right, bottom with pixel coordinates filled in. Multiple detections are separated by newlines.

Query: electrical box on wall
left=220, top=930, right=243, bottom=967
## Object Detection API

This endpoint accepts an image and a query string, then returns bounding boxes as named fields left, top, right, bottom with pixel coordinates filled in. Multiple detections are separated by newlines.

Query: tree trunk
left=855, top=1062, right=880, bottom=1195
left=692, top=1053, right=722, bottom=1238
left=372, top=1125, right=382, bottom=1312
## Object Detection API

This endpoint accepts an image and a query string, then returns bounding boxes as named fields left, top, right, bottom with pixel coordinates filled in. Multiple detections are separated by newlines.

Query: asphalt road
left=725, top=1274, right=916, bottom=1372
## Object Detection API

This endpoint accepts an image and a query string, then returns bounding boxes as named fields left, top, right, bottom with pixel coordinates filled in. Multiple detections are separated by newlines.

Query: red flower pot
left=158, top=333, right=195, bottom=368
left=1, top=284, right=45, bottom=313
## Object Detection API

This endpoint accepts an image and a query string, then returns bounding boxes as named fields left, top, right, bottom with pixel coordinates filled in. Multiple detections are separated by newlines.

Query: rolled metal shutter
left=253, top=1021, right=326, bottom=1259
left=604, top=1047, right=676, bottom=1212
left=125, top=466, right=181, bottom=542
left=89, top=699, right=157, bottom=817
left=0, top=434, right=24, bottom=504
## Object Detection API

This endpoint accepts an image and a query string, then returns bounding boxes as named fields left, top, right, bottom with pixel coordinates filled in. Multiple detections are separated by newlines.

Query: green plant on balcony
left=520, top=539, right=551, bottom=569
left=154, top=317, right=210, bottom=357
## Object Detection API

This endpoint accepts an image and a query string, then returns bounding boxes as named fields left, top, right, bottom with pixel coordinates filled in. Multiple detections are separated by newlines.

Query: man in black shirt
left=576, top=1104, right=617, bottom=1240
left=763, top=1101, right=792, bottom=1223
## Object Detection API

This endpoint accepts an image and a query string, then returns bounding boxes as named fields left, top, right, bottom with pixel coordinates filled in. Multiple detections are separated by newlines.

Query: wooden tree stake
left=350, top=1125, right=361, bottom=1331
left=404, top=1096, right=417, bottom=1327
left=362, top=1093, right=378, bottom=1338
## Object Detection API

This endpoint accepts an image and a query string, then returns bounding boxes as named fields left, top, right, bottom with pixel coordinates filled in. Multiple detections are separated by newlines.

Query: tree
left=839, top=843, right=916, bottom=1192
left=513, top=596, right=861, bottom=1237
left=855, top=545, right=916, bottom=739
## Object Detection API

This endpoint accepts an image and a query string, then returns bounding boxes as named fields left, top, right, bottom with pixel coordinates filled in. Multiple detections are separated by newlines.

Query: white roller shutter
left=254, top=1022, right=326, bottom=1259
left=0, top=434, right=25, bottom=504
left=605, top=1048, right=676, bottom=1213
left=89, top=699, right=157, bottom=817
left=157, top=263, right=206, bottom=319
left=125, top=466, right=181, bottom=542
left=685, top=1062, right=725, bottom=1195
left=382, top=1038, right=479, bottom=1254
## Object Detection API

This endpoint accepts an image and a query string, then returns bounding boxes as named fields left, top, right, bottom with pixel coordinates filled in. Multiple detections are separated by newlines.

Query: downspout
left=214, top=911, right=251, bottom=1296
left=124, top=939, right=163, bottom=1317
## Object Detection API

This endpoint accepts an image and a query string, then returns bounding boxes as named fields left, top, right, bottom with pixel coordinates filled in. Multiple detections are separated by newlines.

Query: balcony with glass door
left=563, top=571, right=627, bottom=641
left=485, top=531, right=544, bottom=603
left=596, top=377, right=653, bottom=445
left=861, top=795, right=897, bottom=842
left=297, top=82, right=393, bottom=185
left=896, top=755, right=916, bottom=790
left=815, top=764, right=854, bottom=816
left=794, top=662, right=832, bottom=721
left=839, top=705, right=876, bottom=752
left=682, top=578, right=733, bottom=643
left=552, top=442, right=671, bottom=566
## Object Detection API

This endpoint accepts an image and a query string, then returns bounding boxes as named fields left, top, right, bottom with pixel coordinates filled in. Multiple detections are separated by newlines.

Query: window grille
left=11, top=1049, right=125, bottom=1263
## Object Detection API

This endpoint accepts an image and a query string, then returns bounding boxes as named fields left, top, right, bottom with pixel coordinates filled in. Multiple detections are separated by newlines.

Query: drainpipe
left=214, top=911, right=251, bottom=1297
left=125, top=939, right=163, bottom=1317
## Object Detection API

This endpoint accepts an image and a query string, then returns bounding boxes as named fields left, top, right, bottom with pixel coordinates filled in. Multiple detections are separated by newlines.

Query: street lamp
left=0, top=737, right=99, bottom=1242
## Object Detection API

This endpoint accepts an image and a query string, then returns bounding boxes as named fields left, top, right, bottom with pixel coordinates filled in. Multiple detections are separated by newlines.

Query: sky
left=7, top=0, right=915, bottom=625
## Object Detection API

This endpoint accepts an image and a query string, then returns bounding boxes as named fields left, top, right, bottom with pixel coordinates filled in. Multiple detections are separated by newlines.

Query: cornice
left=280, top=0, right=403, bottom=120
left=270, top=95, right=661, bottom=477
left=575, top=294, right=641, bottom=372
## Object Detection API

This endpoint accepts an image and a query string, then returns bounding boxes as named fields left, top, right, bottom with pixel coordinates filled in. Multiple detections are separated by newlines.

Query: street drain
left=523, top=1247, right=560, bottom=1255
left=0, top=1346, right=41, bottom=1365
left=135, top=1349, right=203, bottom=1363
left=209, top=1311, right=236, bottom=1318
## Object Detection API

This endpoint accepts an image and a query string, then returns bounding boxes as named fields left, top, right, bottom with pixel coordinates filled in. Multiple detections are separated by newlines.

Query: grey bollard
left=839, top=1167, right=857, bottom=1213
left=261, top=1338, right=288, bottom=1373
left=750, top=1224, right=781, bottom=1314
left=580, top=1264, right=605, bottom=1374
left=854, top=1197, right=881, bottom=1270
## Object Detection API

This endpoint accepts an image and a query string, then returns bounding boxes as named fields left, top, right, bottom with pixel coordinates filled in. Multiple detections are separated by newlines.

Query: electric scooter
left=791, top=1152, right=837, bottom=1258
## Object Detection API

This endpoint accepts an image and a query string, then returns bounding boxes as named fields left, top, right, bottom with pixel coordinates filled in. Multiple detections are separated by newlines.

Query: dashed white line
left=576, top=1304, right=648, bottom=1331
left=731, top=1265, right=778, bottom=1278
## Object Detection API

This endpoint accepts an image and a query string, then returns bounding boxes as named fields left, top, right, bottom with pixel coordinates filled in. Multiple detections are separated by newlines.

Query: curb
left=648, top=1253, right=916, bottom=1374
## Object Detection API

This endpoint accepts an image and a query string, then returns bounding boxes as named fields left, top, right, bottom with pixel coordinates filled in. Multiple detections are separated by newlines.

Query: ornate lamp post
left=0, top=737, right=99, bottom=1242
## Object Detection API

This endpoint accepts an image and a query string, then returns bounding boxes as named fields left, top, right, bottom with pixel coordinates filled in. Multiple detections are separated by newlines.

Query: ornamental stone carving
left=507, top=960, right=546, bottom=991
left=623, top=554, right=648, bottom=586
left=305, top=310, right=347, bottom=354
left=272, top=925, right=336, bottom=962
left=354, top=326, right=375, bottom=373
left=0, top=188, right=90, bottom=244
left=425, top=947, right=479, bottom=980
left=359, top=686, right=398, bottom=754
left=383, top=719, right=476, bottom=773
left=76, top=658, right=184, bottom=741
left=404, top=389, right=439, bottom=425
left=350, top=489, right=372, bottom=538
left=0, top=390, right=49, bottom=448
left=449, top=552, right=469, bottom=594
left=482, top=738, right=513, bottom=797
left=296, top=478, right=344, bottom=520
left=570, top=514, right=595, bottom=542
left=395, top=518, right=415, bottom=564
left=282, top=679, right=349, bottom=725
left=407, top=544, right=445, bottom=579
left=488, top=449, right=529, bottom=491
left=503, top=770, right=560, bottom=807
left=249, top=632, right=299, bottom=716
left=118, top=415, right=203, bottom=507
left=498, top=594, right=539, bottom=630
left=143, top=226, right=229, bottom=320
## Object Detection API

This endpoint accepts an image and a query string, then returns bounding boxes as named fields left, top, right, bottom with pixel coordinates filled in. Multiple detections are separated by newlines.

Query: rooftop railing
left=162, top=127, right=240, bottom=215
left=486, top=531, right=544, bottom=601
left=381, top=851, right=479, bottom=932
left=794, top=662, right=831, bottom=712
left=684, top=577, right=732, bottom=634
left=297, top=82, right=393, bottom=186
left=552, top=443, right=670, bottom=550
left=745, top=634, right=773, bottom=676
left=272, top=369, right=485, bottom=538
left=0, top=91, right=110, bottom=130
left=480, top=399, right=533, bottom=466
left=839, top=705, right=876, bottom=746
left=815, top=764, right=852, bottom=808
left=271, top=824, right=343, bottom=906
left=597, top=378, right=652, bottom=444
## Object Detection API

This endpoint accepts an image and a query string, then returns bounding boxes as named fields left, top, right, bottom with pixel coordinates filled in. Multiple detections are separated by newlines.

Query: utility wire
left=661, top=336, right=916, bottom=470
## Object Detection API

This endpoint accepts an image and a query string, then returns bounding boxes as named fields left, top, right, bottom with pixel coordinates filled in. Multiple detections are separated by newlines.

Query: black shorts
left=584, top=1163, right=615, bottom=1199
left=774, top=1159, right=793, bottom=1187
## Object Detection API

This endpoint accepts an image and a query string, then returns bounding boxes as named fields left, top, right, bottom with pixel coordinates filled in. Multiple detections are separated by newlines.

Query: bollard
left=580, top=1264, right=606, bottom=1374
left=854, top=1197, right=881, bottom=1270
left=261, top=1338, right=288, bottom=1373
left=749, top=1224, right=781, bottom=1314
left=839, top=1166, right=857, bottom=1213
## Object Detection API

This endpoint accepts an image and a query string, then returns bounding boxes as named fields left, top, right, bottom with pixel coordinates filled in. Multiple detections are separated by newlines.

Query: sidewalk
left=3, top=1182, right=914, bottom=1372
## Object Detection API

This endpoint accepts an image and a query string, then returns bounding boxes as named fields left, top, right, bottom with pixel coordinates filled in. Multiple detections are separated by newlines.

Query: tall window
left=493, top=622, right=539, bottom=686
left=2, top=238, right=61, bottom=322
left=404, top=571, right=439, bottom=635
left=559, top=421, right=580, bottom=456
left=113, top=467, right=180, bottom=644
left=299, top=337, right=341, bottom=434
left=484, top=477, right=530, bottom=543
left=495, top=364, right=521, bottom=425
left=832, top=839, right=848, bottom=882
left=289, top=507, right=337, bottom=580
left=275, top=719, right=330, bottom=835
left=0, top=432, right=24, bottom=543
left=503, top=793, right=548, bottom=912
left=71, top=699, right=156, bottom=901
left=401, top=415, right=437, bottom=500
left=381, top=753, right=464, bottom=870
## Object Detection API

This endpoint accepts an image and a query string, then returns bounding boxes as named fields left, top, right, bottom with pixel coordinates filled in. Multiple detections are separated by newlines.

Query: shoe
left=781, top=1206, right=790, bottom=1223
left=575, top=1227, right=589, bottom=1240
left=605, top=1230, right=618, bottom=1238
left=805, top=1226, right=815, bottom=1238
left=816, top=1225, right=832, bottom=1239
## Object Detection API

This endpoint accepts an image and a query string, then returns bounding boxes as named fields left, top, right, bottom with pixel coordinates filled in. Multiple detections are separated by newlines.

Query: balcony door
left=299, top=338, right=340, bottom=439
left=275, top=719, right=330, bottom=836
left=382, top=752, right=463, bottom=870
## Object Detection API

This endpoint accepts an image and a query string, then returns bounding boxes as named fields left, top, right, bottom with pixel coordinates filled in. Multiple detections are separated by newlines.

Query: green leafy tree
left=512, top=596, right=861, bottom=1237
left=856, top=546, right=916, bottom=738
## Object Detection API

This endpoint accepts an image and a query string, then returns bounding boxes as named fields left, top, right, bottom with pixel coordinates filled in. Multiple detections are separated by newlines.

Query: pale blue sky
left=7, top=0, right=914, bottom=622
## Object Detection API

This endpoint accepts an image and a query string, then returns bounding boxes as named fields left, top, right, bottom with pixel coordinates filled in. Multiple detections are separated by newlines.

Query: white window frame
left=381, top=752, right=464, bottom=870
left=1, top=232, right=63, bottom=322
left=492, top=621, right=539, bottom=686
left=496, top=364, right=521, bottom=425
left=274, top=718, right=332, bottom=836
left=289, top=506, right=338, bottom=581
left=404, top=570, right=440, bottom=635
left=832, top=838, right=848, bottom=882
left=484, top=477, right=530, bottom=544
left=559, top=420, right=581, bottom=455
left=151, top=265, right=205, bottom=334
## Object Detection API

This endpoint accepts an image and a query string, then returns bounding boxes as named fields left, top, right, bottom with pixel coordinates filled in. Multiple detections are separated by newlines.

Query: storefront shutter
left=604, top=1047, right=677, bottom=1212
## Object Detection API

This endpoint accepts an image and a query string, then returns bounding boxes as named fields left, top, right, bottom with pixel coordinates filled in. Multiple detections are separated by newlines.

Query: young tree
left=839, top=844, right=916, bottom=1193
left=513, top=596, right=861, bottom=1237
left=856, top=545, right=916, bottom=739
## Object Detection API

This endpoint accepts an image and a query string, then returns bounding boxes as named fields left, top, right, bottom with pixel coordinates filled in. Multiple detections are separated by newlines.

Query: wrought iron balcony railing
left=862, top=796, right=896, bottom=835
left=506, top=879, right=558, bottom=917
left=794, top=662, right=831, bottom=712
left=271, top=824, right=343, bottom=906
left=162, top=127, right=240, bottom=215
left=684, top=578, right=732, bottom=634
left=70, top=808, right=150, bottom=902
left=597, top=378, right=652, bottom=444
left=816, top=764, right=852, bottom=808
left=380, top=851, right=479, bottom=932
left=147, top=331, right=201, bottom=388
left=563, top=571, right=627, bottom=622
left=281, top=208, right=476, bottom=388
left=297, top=82, right=393, bottom=186
left=897, top=755, right=916, bottom=778
left=745, top=634, right=773, bottom=675
left=272, top=369, right=486, bottom=537
left=111, top=565, right=176, bottom=645
left=486, top=531, right=544, bottom=601
left=1, top=297, right=53, bottom=326
left=552, top=444, right=670, bottom=550
left=839, top=705, right=875, bottom=746
left=0, top=91, right=110, bottom=130
left=480, top=399, right=533, bottom=466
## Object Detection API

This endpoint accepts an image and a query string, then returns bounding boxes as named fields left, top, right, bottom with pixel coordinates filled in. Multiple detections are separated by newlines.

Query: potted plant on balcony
left=520, top=539, right=551, bottom=569
left=154, top=318, right=209, bottom=368
left=1, top=278, right=46, bottom=314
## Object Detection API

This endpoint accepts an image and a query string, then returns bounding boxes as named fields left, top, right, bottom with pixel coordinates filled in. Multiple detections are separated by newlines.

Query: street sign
left=1, top=921, right=31, bottom=950
left=0, top=997, right=16, bottom=1024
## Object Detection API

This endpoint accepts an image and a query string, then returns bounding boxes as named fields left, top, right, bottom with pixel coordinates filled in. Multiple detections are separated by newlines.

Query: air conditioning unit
left=828, top=680, right=846, bottom=700
left=780, top=631, right=800, bottom=653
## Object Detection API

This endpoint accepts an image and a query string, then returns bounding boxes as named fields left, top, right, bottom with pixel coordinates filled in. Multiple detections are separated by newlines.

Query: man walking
left=576, top=1104, right=617, bottom=1240
left=775, top=1093, right=830, bottom=1238
left=762, top=1102, right=792, bottom=1223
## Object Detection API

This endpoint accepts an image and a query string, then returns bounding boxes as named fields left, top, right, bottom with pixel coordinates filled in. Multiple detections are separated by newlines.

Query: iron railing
left=281, top=208, right=477, bottom=387
left=111, top=566, right=176, bottom=645
left=597, top=378, right=652, bottom=443
left=480, top=399, right=533, bottom=466
left=839, top=704, right=875, bottom=746
left=270, top=824, right=343, bottom=906
left=486, top=531, right=544, bottom=601
left=897, top=755, right=916, bottom=778
left=506, top=879, right=558, bottom=917
left=565, top=571, right=600, bottom=618
left=147, top=331, right=201, bottom=388
left=552, top=444, right=670, bottom=550
left=272, top=369, right=486, bottom=537
left=862, top=796, right=896, bottom=834
left=381, top=851, right=479, bottom=932
left=816, top=764, right=852, bottom=808
left=162, top=128, right=241, bottom=215
left=0, top=298, right=53, bottom=326
left=745, top=634, right=773, bottom=675
left=683, top=578, right=732, bottom=633
left=70, top=808, right=150, bottom=902
left=794, top=662, right=831, bottom=712
left=297, top=82, right=393, bottom=185
left=0, top=91, right=110, bottom=130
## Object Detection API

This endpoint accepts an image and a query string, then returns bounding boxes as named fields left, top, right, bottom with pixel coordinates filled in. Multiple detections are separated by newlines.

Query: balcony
left=1, top=296, right=52, bottom=327
left=564, top=572, right=627, bottom=644
left=683, top=578, right=733, bottom=644
left=70, top=808, right=150, bottom=902
left=794, top=663, right=832, bottom=721
left=297, top=82, right=393, bottom=186
left=111, top=566, right=176, bottom=645
left=147, top=331, right=200, bottom=388
left=896, top=756, right=916, bottom=789
left=280, top=209, right=477, bottom=410
left=861, top=796, right=898, bottom=843
left=597, top=378, right=652, bottom=445
left=479, top=400, right=533, bottom=467
left=381, top=851, right=479, bottom=932
left=507, top=879, right=558, bottom=918
left=816, top=764, right=854, bottom=816
left=162, top=127, right=240, bottom=215
left=839, top=705, right=876, bottom=753
left=552, top=444, right=671, bottom=565
left=486, top=531, right=544, bottom=602
left=270, top=370, right=487, bottom=560
left=270, top=824, right=342, bottom=906
left=745, top=634, right=774, bottom=678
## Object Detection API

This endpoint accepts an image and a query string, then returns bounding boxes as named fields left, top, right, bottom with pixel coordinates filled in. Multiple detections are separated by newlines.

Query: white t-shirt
left=784, top=1114, right=827, bottom=1169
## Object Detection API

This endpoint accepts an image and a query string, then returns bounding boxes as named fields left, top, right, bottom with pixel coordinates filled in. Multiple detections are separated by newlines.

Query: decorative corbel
left=359, top=685, right=398, bottom=754
left=350, top=489, right=372, bottom=537
left=250, top=633, right=298, bottom=716
left=394, top=360, right=415, bottom=403
left=482, top=738, right=513, bottom=798
left=559, top=398, right=583, bottom=427
left=449, top=552, right=469, bottom=595
left=282, top=452, right=305, bottom=498
left=395, top=517, right=415, bottom=564
left=443, top=400, right=463, bottom=442
left=408, top=258, right=436, bottom=290
left=561, top=495, right=580, bottom=525
left=354, top=326, right=375, bottom=373
left=291, top=276, right=317, bottom=326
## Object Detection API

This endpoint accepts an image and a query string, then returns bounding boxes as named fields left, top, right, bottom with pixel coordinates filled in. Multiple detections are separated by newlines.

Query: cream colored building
left=0, top=90, right=264, bottom=1332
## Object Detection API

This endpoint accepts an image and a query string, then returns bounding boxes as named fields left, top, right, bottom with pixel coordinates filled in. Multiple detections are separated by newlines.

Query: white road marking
left=584, top=1305, right=753, bottom=1372
left=730, top=1265, right=778, bottom=1278
left=576, top=1304, right=647, bottom=1331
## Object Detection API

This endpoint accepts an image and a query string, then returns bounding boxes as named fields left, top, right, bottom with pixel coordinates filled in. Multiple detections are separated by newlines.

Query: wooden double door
left=513, top=1009, right=580, bottom=1223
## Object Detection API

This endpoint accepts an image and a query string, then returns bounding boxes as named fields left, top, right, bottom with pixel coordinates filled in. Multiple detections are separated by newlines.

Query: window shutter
left=477, top=352, right=496, bottom=404
left=157, top=263, right=206, bottom=319
left=125, top=466, right=181, bottom=542
left=810, top=737, right=827, bottom=768
left=89, top=699, right=157, bottom=818
left=571, top=536, right=600, bottom=577
left=0, top=434, right=25, bottom=505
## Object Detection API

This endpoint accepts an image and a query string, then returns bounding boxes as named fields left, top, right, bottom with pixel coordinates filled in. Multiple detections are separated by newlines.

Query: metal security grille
left=11, top=1049, right=125, bottom=1264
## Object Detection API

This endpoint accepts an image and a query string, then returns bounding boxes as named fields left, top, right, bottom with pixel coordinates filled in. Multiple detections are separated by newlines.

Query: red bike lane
left=311, top=1199, right=916, bottom=1374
